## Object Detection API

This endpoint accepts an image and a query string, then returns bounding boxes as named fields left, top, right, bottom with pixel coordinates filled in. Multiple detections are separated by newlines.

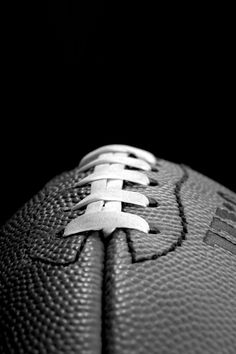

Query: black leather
left=0, top=170, right=104, bottom=353
left=1, top=160, right=236, bottom=353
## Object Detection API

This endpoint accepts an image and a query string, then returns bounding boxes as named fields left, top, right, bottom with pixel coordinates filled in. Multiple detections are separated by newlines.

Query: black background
left=0, top=1, right=235, bottom=226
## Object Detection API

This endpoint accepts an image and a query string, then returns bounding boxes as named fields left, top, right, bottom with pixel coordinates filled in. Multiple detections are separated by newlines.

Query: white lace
left=63, top=145, right=157, bottom=237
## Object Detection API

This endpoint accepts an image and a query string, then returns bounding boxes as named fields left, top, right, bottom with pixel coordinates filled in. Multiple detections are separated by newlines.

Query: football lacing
left=63, top=145, right=158, bottom=237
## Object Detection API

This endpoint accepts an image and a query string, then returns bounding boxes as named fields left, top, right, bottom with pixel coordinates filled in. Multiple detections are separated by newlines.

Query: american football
left=0, top=144, right=235, bottom=354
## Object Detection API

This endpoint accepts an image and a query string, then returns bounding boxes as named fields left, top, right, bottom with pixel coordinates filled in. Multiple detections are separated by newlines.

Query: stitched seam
left=24, top=185, right=90, bottom=266
left=28, top=235, right=89, bottom=266
left=101, top=233, right=109, bottom=354
left=125, top=231, right=136, bottom=263
left=126, top=164, right=189, bottom=263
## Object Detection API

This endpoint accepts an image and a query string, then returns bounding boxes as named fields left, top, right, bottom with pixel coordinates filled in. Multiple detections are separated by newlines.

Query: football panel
left=103, top=163, right=236, bottom=354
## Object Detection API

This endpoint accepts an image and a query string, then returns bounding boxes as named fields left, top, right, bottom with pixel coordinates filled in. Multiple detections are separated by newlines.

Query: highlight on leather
left=63, top=145, right=158, bottom=237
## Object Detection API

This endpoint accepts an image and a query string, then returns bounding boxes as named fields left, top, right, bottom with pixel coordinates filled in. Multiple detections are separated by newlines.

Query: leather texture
left=0, top=159, right=236, bottom=354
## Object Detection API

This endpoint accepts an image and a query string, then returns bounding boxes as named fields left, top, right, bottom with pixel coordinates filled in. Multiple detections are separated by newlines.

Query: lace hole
left=54, top=227, right=65, bottom=238
left=149, top=178, right=159, bottom=187
left=148, top=198, right=159, bottom=207
left=148, top=225, right=160, bottom=234
left=151, top=166, right=159, bottom=172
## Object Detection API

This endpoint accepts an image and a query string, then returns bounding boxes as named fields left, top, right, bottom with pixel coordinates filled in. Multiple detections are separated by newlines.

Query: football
left=0, top=144, right=235, bottom=354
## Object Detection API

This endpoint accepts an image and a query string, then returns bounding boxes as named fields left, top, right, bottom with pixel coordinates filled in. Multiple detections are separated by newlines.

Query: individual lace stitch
left=63, top=145, right=157, bottom=237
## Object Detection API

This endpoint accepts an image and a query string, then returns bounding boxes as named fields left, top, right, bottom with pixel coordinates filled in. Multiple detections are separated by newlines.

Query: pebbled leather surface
left=0, top=169, right=104, bottom=354
left=0, top=160, right=236, bottom=353
left=104, top=162, right=236, bottom=354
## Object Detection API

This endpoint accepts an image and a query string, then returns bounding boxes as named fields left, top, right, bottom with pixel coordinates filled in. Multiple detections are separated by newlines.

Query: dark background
left=0, top=1, right=235, bottom=226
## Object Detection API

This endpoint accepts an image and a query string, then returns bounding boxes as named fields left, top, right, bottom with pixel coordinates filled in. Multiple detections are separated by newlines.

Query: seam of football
left=125, top=164, right=189, bottom=263
left=28, top=235, right=89, bottom=266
